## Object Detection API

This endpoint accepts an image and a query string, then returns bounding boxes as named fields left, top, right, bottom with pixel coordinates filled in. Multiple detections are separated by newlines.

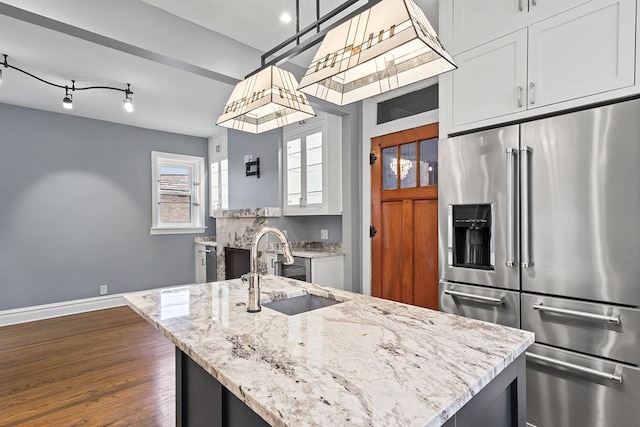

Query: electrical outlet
left=99, top=285, right=108, bottom=295
left=244, top=154, right=254, bottom=163
left=320, top=229, right=329, bottom=240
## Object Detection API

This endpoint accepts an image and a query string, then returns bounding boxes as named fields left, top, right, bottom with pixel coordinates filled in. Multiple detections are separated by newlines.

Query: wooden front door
left=371, top=123, right=439, bottom=309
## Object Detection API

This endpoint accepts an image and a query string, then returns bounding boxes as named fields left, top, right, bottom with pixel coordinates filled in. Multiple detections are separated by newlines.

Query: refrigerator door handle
left=444, top=289, right=505, bottom=305
left=521, top=146, right=533, bottom=268
left=506, top=148, right=518, bottom=267
left=526, top=352, right=623, bottom=383
left=532, top=303, right=621, bottom=324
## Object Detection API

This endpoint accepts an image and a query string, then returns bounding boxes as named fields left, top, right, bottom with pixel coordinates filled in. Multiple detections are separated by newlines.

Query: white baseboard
left=0, top=294, right=127, bottom=327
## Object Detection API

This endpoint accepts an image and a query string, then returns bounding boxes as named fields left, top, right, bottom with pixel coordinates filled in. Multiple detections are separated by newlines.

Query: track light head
left=123, top=96, right=133, bottom=112
left=63, top=87, right=73, bottom=110
left=123, top=84, right=133, bottom=112
left=123, top=94, right=133, bottom=112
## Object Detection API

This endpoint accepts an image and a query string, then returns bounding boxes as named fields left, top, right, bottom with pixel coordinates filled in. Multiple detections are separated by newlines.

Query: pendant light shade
left=216, top=66, right=316, bottom=134
left=298, top=0, right=456, bottom=106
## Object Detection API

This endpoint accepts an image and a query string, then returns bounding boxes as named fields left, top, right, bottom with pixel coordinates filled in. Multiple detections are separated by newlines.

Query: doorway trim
left=360, top=77, right=439, bottom=296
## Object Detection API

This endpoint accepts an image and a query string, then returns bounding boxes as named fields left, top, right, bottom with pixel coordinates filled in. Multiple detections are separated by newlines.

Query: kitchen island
left=125, top=276, right=533, bottom=426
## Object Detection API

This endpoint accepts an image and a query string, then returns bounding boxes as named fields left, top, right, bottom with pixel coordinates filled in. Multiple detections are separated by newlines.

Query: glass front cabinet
left=282, top=112, right=342, bottom=215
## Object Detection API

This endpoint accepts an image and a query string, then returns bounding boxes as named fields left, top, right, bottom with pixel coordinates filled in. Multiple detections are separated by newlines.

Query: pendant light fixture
left=297, top=0, right=456, bottom=106
left=216, top=65, right=315, bottom=134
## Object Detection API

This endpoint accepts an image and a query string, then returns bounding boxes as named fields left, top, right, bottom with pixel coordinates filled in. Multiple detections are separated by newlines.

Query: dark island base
left=176, top=348, right=269, bottom=427
left=176, top=348, right=527, bottom=427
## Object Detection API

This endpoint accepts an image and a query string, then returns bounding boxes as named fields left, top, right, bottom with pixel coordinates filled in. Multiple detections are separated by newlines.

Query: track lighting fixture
left=1, top=54, right=134, bottom=113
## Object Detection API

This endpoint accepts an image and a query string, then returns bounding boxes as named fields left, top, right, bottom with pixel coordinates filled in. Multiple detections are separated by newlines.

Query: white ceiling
left=0, top=0, right=439, bottom=138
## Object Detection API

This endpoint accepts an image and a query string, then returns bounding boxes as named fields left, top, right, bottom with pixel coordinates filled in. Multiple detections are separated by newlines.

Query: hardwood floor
left=0, top=307, right=175, bottom=426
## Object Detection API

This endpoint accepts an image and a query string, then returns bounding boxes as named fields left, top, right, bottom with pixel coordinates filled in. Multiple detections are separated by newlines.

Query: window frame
left=151, top=151, right=206, bottom=235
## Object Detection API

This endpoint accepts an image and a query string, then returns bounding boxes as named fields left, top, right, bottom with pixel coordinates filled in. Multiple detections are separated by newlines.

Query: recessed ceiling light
left=279, top=12, right=292, bottom=23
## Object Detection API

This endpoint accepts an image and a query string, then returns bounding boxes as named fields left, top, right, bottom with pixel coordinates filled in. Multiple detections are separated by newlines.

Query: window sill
left=150, top=226, right=207, bottom=235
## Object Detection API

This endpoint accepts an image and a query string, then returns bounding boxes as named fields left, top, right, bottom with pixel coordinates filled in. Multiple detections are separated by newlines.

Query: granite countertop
left=125, top=276, right=534, bottom=427
left=195, top=237, right=217, bottom=247
left=265, top=242, right=344, bottom=259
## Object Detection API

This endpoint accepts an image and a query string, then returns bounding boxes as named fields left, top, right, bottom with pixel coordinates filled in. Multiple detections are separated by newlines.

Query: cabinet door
left=452, top=0, right=528, bottom=53
left=285, top=136, right=304, bottom=209
left=311, top=256, right=344, bottom=289
left=527, top=0, right=635, bottom=109
left=452, top=30, right=528, bottom=127
left=195, top=244, right=207, bottom=284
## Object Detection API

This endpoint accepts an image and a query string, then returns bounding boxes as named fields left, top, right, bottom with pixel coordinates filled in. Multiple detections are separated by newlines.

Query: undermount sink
left=263, top=294, right=341, bottom=316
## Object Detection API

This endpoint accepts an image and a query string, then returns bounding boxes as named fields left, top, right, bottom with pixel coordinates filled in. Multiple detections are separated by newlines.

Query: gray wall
left=227, top=129, right=281, bottom=209
left=270, top=216, right=343, bottom=244
left=0, top=103, right=212, bottom=310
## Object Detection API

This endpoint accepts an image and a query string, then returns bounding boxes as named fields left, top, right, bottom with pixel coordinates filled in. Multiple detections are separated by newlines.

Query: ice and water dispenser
left=451, top=204, right=493, bottom=269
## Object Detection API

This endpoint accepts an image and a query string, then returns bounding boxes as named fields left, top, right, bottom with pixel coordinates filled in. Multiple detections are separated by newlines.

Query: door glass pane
left=287, top=138, right=302, bottom=206
left=159, top=194, right=191, bottom=223
left=159, top=165, right=190, bottom=193
left=382, top=146, right=397, bottom=190
left=306, top=132, right=323, bottom=205
left=220, top=159, right=229, bottom=209
left=210, top=162, right=219, bottom=209
left=420, top=138, right=438, bottom=186
left=400, top=143, right=417, bottom=188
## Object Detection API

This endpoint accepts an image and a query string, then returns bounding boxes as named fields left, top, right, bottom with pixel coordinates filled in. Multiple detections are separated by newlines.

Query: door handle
left=520, top=146, right=533, bottom=268
left=527, top=352, right=623, bottom=383
left=506, top=148, right=518, bottom=267
left=444, top=289, right=505, bottom=305
left=529, top=82, right=536, bottom=105
left=517, top=86, right=523, bottom=108
left=533, top=303, right=621, bottom=324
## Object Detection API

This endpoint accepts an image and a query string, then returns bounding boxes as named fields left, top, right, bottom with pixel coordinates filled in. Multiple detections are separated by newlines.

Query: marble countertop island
left=125, top=276, right=533, bottom=427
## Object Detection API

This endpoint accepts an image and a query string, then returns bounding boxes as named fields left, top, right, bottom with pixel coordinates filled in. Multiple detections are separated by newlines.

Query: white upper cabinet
left=452, top=30, right=528, bottom=126
left=527, top=0, right=635, bottom=108
left=282, top=112, right=342, bottom=216
left=444, top=0, right=636, bottom=131
left=450, top=0, right=592, bottom=54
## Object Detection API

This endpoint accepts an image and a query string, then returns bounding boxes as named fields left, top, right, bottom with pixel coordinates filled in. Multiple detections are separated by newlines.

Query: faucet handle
left=240, top=273, right=250, bottom=285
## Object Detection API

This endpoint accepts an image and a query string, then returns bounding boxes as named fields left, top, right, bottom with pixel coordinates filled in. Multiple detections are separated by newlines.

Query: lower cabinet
left=195, top=244, right=207, bottom=284
left=310, top=256, right=344, bottom=290
left=195, top=243, right=216, bottom=283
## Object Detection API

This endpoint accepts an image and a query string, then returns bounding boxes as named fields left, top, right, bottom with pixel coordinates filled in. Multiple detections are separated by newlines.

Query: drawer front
left=439, top=281, right=520, bottom=328
left=527, top=343, right=640, bottom=427
left=521, top=293, right=640, bottom=365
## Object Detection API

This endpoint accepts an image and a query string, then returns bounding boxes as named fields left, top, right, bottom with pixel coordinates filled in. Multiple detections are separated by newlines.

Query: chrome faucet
left=244, top=226, right=294, bottom=313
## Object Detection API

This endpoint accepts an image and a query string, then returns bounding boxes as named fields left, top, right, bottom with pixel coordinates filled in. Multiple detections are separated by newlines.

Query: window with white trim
left=151, top=151, right=206, bottom=235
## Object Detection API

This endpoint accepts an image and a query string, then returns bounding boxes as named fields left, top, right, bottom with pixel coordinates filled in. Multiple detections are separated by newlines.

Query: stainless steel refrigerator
left=438, top=98, right=640, bottom=427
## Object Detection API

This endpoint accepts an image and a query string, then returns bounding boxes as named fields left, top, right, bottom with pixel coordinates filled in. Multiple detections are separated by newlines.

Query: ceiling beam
left=0, top=2, right=241, bottom=86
